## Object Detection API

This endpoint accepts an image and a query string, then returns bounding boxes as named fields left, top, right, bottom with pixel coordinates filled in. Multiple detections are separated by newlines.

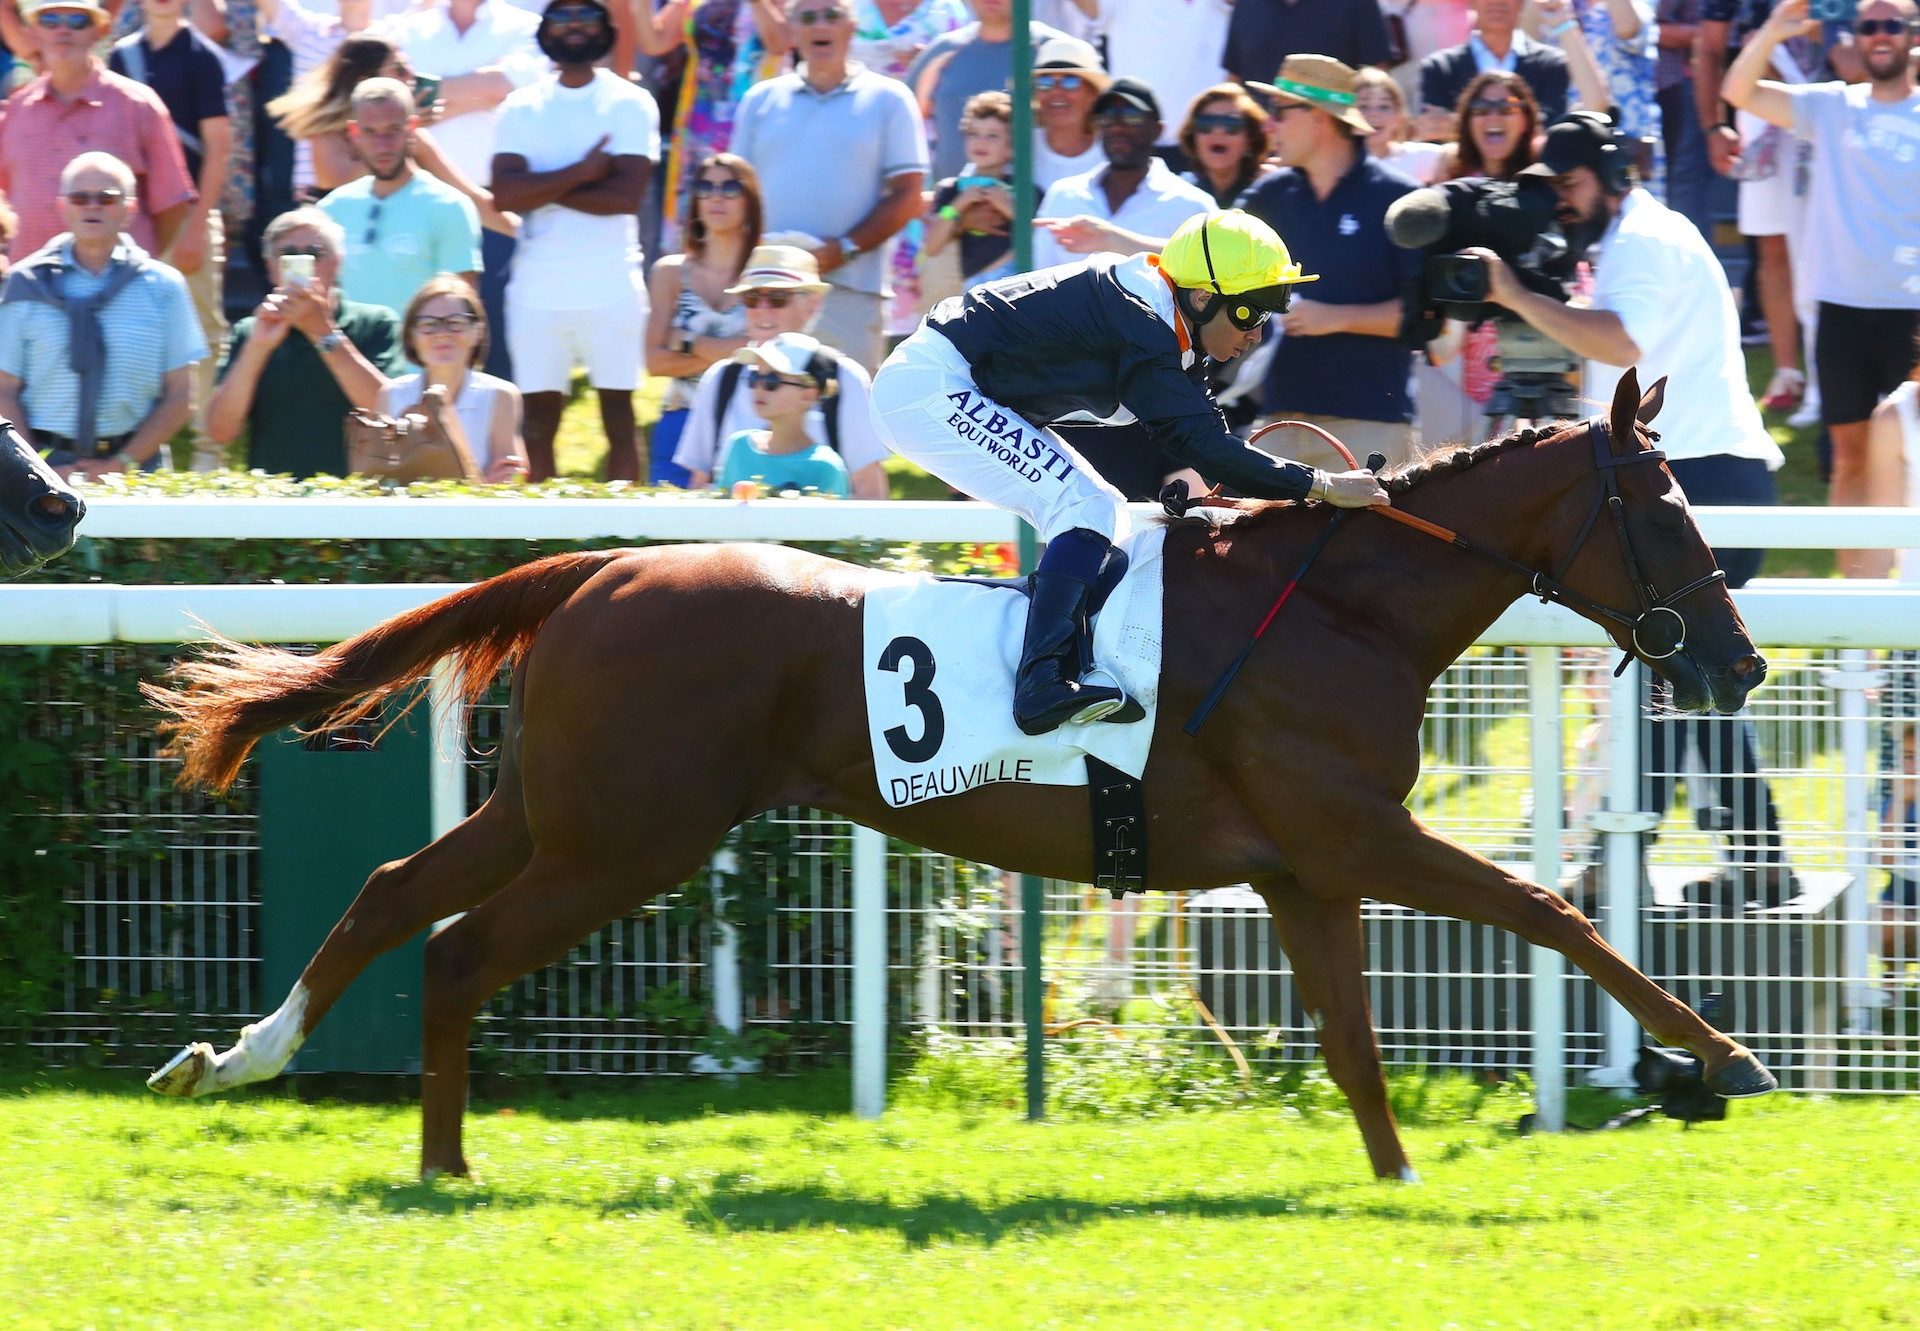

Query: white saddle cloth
left=863, top=527, right=1165, bottom=809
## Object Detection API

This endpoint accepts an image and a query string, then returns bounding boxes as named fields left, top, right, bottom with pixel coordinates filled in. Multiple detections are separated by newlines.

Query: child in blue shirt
left=715, top=333, right=852, bottom=497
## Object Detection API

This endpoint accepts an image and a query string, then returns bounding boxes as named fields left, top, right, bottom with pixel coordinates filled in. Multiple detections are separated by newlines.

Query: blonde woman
left=380, top=275, right=527, bottom=484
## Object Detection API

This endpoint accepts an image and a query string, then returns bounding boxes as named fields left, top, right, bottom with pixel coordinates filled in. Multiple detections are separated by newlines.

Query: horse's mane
left=1169, top=421, right=1565, bottom=533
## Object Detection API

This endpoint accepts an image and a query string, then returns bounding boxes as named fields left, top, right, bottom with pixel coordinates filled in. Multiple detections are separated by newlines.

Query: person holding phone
left=923, top=91, right=1035, bottom=290
left=206, top=207, right=407, bottom=478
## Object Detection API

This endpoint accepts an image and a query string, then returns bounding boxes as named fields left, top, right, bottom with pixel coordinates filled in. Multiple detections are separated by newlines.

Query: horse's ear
left=1636, top=376, right=1669, bottom=426
left=1607, top=367, right=1642, bottom=453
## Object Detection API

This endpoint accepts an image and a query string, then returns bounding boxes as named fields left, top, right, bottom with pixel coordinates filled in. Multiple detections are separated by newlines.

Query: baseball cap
left=733, top=333, right=837, bottom=394
left=1093, top=77, right=1159, bottom=121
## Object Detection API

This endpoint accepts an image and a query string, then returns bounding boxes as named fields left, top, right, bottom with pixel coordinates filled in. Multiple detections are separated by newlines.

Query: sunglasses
left=742, top=291, right=797, bottom=309
left=1470, top=99, right=1525, bottom=117
left=35, top=10, right=95, bottom=28
left=412, top=312, right=480, bottom=334
left=1033, top=72, right=1086, bottom=92
left=746, top=368, right=814, bottom=391
left=274, top=244, right=327, bottom=258
left=791, top=6, right=845, bottom=24
left=545, top=4, right=603, bottom=24
left=694, top=177, right=746, bottom=199
left=1095, top=106, right=1153, bottom=127
left=1191, top=112, right=1249, bottom=135
left=1855, top=17, right=1910, bottom=34
left=362, top=199, right=382, bottom=248
left=63, top=188, right=124, bottom=207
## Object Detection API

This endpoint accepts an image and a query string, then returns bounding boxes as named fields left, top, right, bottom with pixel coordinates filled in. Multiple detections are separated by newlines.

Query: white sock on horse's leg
left=150, top=983, right=310, bottom=1097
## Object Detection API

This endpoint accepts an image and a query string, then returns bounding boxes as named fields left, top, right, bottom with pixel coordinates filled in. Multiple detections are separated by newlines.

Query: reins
left=1176, top=417, right=1728, bottom=735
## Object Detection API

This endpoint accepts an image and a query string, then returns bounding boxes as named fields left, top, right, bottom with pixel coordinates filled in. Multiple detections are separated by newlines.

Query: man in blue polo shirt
left=1236, top=54, right=1423, bottom=470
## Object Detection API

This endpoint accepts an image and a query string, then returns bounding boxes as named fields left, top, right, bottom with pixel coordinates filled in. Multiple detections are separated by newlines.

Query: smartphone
left=280, top=254, right=315, bottom=288
left=412, top=73, right=441, bottom=111
left=1808, top=0, right=1856, bottom=20
left=955, top=175, right=1001, bottom=192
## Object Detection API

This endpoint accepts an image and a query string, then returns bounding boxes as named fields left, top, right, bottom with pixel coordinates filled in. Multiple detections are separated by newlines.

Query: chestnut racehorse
left=144, top=370, right=1777, bottom=1181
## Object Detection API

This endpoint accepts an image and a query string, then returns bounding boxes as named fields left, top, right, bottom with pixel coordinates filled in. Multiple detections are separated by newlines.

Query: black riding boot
left=1013, top=528, right=1127, bottom=736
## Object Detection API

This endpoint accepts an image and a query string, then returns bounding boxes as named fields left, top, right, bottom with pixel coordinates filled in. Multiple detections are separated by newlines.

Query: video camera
left=1386, top=174, right=1587, bottom=421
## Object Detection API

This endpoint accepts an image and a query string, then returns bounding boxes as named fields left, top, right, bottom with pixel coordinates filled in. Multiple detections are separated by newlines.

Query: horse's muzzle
left=1708, top=652, right=1767, bottom=714
left=1, top=482, right=84, bottom=573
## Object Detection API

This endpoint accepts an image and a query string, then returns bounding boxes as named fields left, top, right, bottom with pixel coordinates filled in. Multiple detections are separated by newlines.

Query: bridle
left=1368, top=417, right=1728, bottom=676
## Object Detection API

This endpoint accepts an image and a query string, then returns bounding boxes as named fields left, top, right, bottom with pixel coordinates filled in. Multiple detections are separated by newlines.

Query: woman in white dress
left=382, top=275, right=528, bottom=484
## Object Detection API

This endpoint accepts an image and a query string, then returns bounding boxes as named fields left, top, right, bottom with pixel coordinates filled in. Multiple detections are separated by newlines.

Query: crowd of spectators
left=0, top=0, right=1912, bottom=525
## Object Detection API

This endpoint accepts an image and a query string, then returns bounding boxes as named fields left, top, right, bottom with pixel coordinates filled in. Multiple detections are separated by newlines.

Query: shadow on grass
left=594, top=1179, right=1593, bottom=1246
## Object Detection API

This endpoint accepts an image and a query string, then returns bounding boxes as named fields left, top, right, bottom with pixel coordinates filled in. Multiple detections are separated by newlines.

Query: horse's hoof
left=147, top=1043, right=215, bottom=1098
left=1705, top=1050, right=1778, bottom=1098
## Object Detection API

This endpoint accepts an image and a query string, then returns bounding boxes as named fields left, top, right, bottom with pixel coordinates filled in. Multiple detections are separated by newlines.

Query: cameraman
left=1470, top=110, right=1796, bottom=907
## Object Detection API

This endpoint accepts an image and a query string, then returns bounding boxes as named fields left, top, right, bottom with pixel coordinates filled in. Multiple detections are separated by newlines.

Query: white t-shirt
left=672, top=352, right=888, bottom=479
left=1031, top=158, right=1215, bottom=271
left=1091, top=0, right=1231, bottom=145
left=1787, top=81, right=1920, bottom=310
left=1032, top=132, right=1103, bottom=192
left=380, top=370, right=515, bottom=470
left=383, top=0, right=546, bottom=184
left=493, top=69, right=661, bottom=309
left=1584, top=189, right=1782, bottom=468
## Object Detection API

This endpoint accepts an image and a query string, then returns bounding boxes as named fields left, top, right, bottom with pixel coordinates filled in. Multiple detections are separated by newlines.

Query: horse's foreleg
left=1337, top=814, right=1775, bottom=1098
left=1253, top=878, right=1415, bottom=1182
left=147, top=790, right=533, bottom=1100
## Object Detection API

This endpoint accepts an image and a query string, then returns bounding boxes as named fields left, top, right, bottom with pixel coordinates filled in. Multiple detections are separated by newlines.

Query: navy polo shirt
left=108, top=27, right=229, bottom=182
left=1222, top=0, right=1392, bottom=83
left=1236, top=153, right=1423, bottom=423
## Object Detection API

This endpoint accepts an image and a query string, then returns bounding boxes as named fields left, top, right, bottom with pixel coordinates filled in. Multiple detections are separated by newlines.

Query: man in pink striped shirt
left=0, top=0, right=197, bottom=259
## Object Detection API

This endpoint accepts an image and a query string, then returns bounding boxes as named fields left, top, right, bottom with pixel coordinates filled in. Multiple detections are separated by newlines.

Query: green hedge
left=1, top=473, right=1014, bottom=1054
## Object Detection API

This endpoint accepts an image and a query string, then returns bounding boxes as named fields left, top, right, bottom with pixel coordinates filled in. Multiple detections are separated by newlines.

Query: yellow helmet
left=1159, top=210, right=1319, bottom=315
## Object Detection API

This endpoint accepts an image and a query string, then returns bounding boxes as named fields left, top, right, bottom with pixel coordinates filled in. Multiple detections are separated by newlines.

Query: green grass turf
left=6, top=1068, right=1916, bottom=1329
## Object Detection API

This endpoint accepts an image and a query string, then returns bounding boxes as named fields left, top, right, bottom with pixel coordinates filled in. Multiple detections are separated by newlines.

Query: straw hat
left=1248, top=55, right=1378, bottom=136
left=1032, top=36, right=1111, bottom=95
left=21, top=0, right=110, bottom=23
left=725, top=244, right=831, bottom=296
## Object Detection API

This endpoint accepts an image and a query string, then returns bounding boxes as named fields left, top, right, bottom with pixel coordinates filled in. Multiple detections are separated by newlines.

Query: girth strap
left=1086, top=755, right=1148, bottom=900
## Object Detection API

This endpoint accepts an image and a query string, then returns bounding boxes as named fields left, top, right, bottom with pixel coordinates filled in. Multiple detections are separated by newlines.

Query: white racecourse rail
left=10, top=498, right=1920, bottom=1129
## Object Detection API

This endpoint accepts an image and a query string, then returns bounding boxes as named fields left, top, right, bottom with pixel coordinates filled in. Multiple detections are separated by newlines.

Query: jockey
left=870, top=208, right=1391, bottom=736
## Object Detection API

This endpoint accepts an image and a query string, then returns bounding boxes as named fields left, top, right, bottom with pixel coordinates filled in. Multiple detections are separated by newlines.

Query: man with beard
left=1466, top=110, right=1797, bottom=909
left=1726, top=0, right=1920, bottom=575
left=319, top=80, right=481, bottom=319
left=490, top=0, right=660, bottom=482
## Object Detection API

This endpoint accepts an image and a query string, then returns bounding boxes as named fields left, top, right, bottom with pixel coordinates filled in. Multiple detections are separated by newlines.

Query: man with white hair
left=671, top=243, right=891, bottom=498
left=320, top=79, right=482, bottom=317
left=206, top=206, right=406, bottom=478
left=0, top=152, right=206, bottom=476
left=731, top=0, right=929, bottom=372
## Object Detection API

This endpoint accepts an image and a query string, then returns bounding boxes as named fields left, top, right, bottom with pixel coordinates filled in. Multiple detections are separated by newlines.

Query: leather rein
left=1178, top=416, right=1728, bottom=682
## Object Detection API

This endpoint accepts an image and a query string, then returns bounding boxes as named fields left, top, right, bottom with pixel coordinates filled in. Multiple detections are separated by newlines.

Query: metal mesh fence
left=24, top=644, right=1920, bottom=1091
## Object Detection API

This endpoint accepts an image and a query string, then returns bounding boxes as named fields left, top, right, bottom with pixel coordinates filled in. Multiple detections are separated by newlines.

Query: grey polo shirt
left=730, top=64, right=930, bottom=297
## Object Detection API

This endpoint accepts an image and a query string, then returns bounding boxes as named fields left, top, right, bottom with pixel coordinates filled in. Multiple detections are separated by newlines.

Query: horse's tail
left=145, top=549, right=623, bottom=794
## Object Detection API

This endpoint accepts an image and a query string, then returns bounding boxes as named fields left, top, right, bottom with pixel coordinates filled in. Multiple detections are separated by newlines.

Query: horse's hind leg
left=1329, top=810, right=1775, bottom=1097
left=1252, top=878, right=1415, bottom=1182
left=148, top=786, right=534, bottom=1099
left=414, top=830, right=730, bottom=1178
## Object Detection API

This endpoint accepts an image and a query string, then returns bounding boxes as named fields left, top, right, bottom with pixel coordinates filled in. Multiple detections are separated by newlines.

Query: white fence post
left=1827, top=649, right=1881, bottom=1037
left=1527, top=647, right=1568, bottom=1130
left=852, top=824, right=887, bottom=1119
left=427, top=659, right=467, bottom=841
left=691, top=849, right=757, bottom=1076
left=1590, top=659, right=1656, bottom=1087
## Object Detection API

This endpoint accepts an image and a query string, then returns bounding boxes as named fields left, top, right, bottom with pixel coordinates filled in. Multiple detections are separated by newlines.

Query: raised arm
left=1722, top=0, right=1819, bottom=130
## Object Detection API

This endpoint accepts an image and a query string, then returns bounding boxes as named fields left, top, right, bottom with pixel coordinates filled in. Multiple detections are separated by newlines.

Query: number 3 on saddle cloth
left=862, top=528, right=1167, bottom=895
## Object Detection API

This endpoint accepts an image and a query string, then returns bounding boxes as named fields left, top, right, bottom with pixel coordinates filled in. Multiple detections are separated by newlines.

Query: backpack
left=711, top=358, right=844, bottom=459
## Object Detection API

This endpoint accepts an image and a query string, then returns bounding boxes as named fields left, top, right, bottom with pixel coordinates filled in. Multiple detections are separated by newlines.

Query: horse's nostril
left=1732, top=653, right=1767, bottom=685
left=29, top=492, right=78, bottom=529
